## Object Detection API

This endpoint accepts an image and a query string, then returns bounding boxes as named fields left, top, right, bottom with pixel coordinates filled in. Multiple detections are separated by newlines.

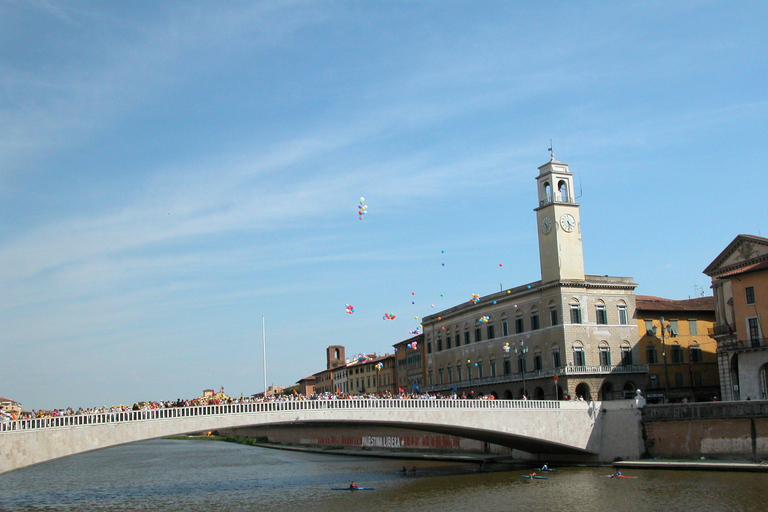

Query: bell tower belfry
left=534, top=154, right=585, bottom=283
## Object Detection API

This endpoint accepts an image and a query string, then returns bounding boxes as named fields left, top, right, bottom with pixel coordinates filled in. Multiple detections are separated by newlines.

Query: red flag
left=398, top=387, right=404, bottom=393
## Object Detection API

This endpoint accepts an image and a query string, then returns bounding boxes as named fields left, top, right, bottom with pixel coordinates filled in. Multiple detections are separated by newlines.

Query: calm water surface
left=0, top=439, right=765, bottom=511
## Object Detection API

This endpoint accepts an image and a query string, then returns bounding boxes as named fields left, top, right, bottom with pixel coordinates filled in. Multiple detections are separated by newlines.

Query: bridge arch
left=575, top=382, right=591, bottom=401
left=1, top=399, right=606, bottom=474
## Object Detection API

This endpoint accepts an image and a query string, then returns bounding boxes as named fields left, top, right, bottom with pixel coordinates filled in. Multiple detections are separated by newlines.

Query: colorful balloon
left=345, top=304, right=355, bottom=314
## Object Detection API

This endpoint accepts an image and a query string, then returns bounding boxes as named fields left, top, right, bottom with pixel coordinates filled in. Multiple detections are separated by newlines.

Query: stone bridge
left=0, top=398, right=643, bottom=473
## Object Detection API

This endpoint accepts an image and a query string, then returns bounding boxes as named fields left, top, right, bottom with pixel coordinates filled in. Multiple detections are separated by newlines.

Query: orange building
left=704, top=234, right=768, bottom=400
left=635, top=295, right=718, bottom=403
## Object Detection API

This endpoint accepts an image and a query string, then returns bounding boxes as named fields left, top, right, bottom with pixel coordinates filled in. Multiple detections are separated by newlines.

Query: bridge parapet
left=1, top=399, right=629, bottom=475
left=0, top=398, right=560, bottom=433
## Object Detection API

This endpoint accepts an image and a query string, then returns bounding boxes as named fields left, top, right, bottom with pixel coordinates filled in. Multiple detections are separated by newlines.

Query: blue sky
left=2, top=1, right=767, bottom=410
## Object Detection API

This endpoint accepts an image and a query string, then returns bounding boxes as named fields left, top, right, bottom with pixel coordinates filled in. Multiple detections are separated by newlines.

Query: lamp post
left=514, top=341, right=529, bottom=398
left=659, top=317, right=671, bottom=401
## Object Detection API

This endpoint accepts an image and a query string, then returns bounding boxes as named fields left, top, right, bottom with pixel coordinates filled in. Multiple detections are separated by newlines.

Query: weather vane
left=548, top=139, right=554, bottom=159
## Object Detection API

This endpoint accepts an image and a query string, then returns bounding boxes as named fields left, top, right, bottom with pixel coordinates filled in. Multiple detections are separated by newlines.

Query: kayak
left=521, top=475, right=548, bottom=479
left=600, top=475, right=637, bottom=479
left=535, top=468, right=556, bottom=472
left=332, top=487, right=375, bottom=490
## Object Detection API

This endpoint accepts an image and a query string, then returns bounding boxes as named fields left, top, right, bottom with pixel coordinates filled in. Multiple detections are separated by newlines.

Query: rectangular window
left=438, top=369, right=444, bottom=384
left=552, top=351, right=561, bottom=368
left=748, top=317, right=761, bottom=346
left=490, top=362, right=497, bottom=377
left=502, top=320, right=509, bottom=337
left=670, top=320, right=679, bottom=336
left=534, top=354, right=542, bottom=371
left=746, top=286, right=756, bottom=305
left=596, top=305, right=607, bottom=325
left=671, top=345, right=684, bottom=364
left=693, top=372, right=702, bottom=387
left=437, top=339, right=442, bottom=351
left=646, top=346, right=658, bottom=364
left=477, top=363, right=484, bottom=379
left=446, top=335, right=452, bottom=349
left=487, top=325, right=495, bottom=340
left=550, top=307, right=558, bottom=326
left=457, top=366, right=462, bottom=381
left=475, top=327, right=482, bottom=342
left=515, top=317, right=524, bottom=334
left=618, top=305, right=628, bottom=325
left=645, top=319, right=653, bottom=334
left=464, top=331, right=471, bottom=345
left=649, top=374, right=659, bottom=389
left=570, top=305, right=582, bottom=324
left=531, top=313, right=540, bottom=330
left=447, top=367, right=453, bottom=383
left=690, top=347, right=702, bottom=363
left=675, top=372, right=684, bottom=388
left=689, top=320, right=698, bottom=336
left=503, top=360, right=511, bottom=375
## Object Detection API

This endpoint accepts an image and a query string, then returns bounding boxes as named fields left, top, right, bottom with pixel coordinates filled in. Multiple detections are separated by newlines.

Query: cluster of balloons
left=478, top=316, right=490, bottom=323
left=358, top=197, right=368, bottom=220
left=408, top=341, right=418, bottom=350
left=409, top=327, right=421, bottom=335
left=382, top=313, right=396, bottom=320
left=503, top=342, right=511, bottom=353
left=345, top=304, right=355, bottom=314
left=471, top=294, right=480, bottom=304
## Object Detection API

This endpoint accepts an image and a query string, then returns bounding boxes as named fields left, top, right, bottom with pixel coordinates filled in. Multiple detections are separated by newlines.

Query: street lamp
left=514, top=341, right=529, bottom=398
left=658, top=317, right=673, bottom=402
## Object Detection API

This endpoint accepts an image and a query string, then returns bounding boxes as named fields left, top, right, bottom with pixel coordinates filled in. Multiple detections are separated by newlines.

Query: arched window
left=573, top=342, right=585, bottom=366
left=530, top=307, right=540, bottom=330
left=549, top=301, right=558, bottom=326
left=620, top=341, right=633, bottom=365
left=515, top=311, right=524, bottom=333
left=599, top=341, right=611, bottom=366
left=595, top=300, right=607, bottom=325
left=558, top=179, right=569, bottom=202
left=543, top=181, right=552, bottom=204
left=646, top=343, right=658, bottom=364
left=533, top=347, right=543, bottom=370
left=552, top=346, right=561, bottom=368
left=689, top=343, right=702, bottom=363
left=671, top=343, right=684, bottom=364
left=617, top=301, right=628, bottom=325
left=570, top=299, right=582, bottom=324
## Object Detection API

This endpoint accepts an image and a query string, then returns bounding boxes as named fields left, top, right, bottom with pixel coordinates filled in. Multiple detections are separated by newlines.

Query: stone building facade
left=422, top=155, right=645, bottom=400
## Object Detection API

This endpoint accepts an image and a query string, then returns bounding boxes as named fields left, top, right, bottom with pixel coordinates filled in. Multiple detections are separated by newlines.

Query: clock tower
left=534, top=154, right=585, bottom=283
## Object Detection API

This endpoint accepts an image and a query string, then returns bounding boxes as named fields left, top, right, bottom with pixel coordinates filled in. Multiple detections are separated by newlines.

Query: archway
left=575, top=382, right=591, bottom=401
left=534, top=387, right=545, bottom=400
left=623, top=382, right=636, bottom=399
left=730, top=353, right=740, bottom=400
left=490, top=391, right=499, bottom=399
left=503, top=389, right=513, bottom=400
left=557, top=385, right=565, bottom=400
left=599, top=381, right=614, bottom=401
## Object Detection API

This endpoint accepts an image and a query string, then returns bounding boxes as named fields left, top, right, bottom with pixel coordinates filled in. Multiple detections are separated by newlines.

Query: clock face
left=560, top=213, right=575, bottom=232
left=540, top=216, right=552, bottom=234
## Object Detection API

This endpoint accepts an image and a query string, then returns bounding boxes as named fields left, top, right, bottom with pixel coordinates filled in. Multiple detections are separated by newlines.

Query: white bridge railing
left=0, top=398, right=560, bottom=433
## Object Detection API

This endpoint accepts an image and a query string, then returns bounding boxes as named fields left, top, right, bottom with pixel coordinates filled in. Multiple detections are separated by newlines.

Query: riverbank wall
left=640, top=401, right=768, bottom=461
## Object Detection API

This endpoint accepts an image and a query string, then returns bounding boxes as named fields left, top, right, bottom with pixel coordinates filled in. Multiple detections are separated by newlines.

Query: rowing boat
left=600, top=474, right=637, bottom=479
left=535, top=467, right=556, bottom=472
left=332, top=487, right=375, bottom=490
left=521, top=475, right=548, bottom=479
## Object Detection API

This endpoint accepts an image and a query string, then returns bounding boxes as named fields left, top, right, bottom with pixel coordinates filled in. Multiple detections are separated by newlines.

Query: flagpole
left=262, top=314, right=267, bottom=396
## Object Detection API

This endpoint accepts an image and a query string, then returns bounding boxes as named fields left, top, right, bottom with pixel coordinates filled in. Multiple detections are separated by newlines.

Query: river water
left=0, top=439, right=764, bottom=512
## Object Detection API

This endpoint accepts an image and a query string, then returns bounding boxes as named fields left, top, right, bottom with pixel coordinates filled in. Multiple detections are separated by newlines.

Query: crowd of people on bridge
left=4, top=389, right=508, bottom=421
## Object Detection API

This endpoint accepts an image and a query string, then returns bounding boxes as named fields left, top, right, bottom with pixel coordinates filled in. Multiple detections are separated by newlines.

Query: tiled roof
left=714, top=260, right=768, bottom=278
left=635, top=295, right=715, bottom=312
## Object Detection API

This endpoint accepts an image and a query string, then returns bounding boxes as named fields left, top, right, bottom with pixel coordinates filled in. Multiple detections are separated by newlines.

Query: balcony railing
left=424, top=364, right=648, bottom=393
left=718, top=336, right=768, bottom=351
left=709, top=325, right=737, bottom=337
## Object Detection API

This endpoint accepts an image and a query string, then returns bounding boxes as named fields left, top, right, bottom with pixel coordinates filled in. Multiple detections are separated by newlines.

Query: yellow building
left=635, top=295, right=718, bottom=403
left=393, top=334, right=425, bottom=393
left=704, top=234, right=768, bottom=400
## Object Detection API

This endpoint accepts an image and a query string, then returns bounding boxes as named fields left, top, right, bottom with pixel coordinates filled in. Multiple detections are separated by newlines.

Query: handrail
left=0, top=398, right=560, bottom=433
